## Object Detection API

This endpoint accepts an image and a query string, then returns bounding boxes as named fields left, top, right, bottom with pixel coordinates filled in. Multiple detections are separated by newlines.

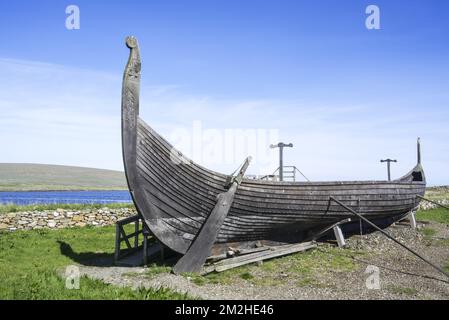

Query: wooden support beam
left=204, top=242, right=316, bottom=273
left=333, top=225, right=346, bottom=248
left=409, top=211, right=417, bottom=229
left=172, top=157, right=252, bottom=274
left=312, top=218, right=351, bottom=241
left=207, top=246, right=271, bottom=263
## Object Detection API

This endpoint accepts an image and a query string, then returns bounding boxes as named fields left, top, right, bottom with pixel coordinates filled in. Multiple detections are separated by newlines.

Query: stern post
left=417, top=137, right=421, bottom=165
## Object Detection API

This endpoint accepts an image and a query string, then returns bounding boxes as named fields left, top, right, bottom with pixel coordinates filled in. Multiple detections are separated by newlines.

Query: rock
left=0, top=223, right=9, bottom=229
left=2, top=207, right=135, bottom=232
left=47, top=220, right=57, bottom=228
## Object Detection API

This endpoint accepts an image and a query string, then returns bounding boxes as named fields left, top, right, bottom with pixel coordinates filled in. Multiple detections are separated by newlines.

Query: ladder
left=264, top=166, right=310, bottom=182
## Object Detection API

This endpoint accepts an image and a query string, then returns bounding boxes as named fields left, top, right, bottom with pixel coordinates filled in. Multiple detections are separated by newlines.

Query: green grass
left=425, top=186, right=449, bottom=202
left=239, top=272, right=254, bottom=280
left=0, top=226, right=188, bottom=299
left=416, top=208, right=449, bottom=224
left=146, top=264, right=172, bottom=277
left=420, top=227, right=437, bottom=239
left=0, top=203, right=135, bottom=214
left=184, top=246, right=362, bottom=288
left=0, top=163, right=127, bottom=191
left=389, top=286, right=419, bottom=296
left=183, top=268, right=248, bottom=286
left=261, top=246, right=360, bottom=288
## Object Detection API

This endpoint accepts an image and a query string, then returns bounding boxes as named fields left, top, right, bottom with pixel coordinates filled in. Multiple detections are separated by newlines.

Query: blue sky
left=0, top=0, right=448, bottom=185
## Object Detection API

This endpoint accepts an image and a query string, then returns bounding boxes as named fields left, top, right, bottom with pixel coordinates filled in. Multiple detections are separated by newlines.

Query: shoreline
left=0, top=189, right=129, bottom=192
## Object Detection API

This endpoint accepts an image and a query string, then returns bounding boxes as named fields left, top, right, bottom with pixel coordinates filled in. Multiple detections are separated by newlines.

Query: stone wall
left=0, top=207, right=137, bottom=232
left=418, top=199, right=449, bottom=211
left=0, top=199, right=447, bottom=232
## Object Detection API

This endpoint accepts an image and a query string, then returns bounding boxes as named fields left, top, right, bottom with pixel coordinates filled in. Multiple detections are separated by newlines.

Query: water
left=0, top=190, right=132, bottom=205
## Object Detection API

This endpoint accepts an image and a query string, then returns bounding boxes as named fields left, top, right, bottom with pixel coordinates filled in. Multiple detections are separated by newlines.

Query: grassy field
left=0, top=200, right=447, bottom=299
left=425, top=186, right=449, bottom=201
left=181, top=246, right=362, bottom=288
left=0, top=163, right=127, bottom=191
left=0, top=225, right=188, bottom=299
left=416, top=208, right=449, bottom=224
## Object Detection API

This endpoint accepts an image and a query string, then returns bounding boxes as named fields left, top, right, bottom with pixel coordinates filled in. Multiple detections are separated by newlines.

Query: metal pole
left=380, top=159, right=397, bottom=181
left=114, top=223, right=120, bottom=263
left=387, top=161, right=391, bottom=181
left=270, top=142, right=293, bottom=182
left=279, top=147, right=283, bottom=182
left=329, top=196, right=449, bottom=279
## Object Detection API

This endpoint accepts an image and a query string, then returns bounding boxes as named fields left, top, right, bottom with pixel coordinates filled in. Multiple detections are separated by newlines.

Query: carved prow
left=122, top=36, right=141, bottom=192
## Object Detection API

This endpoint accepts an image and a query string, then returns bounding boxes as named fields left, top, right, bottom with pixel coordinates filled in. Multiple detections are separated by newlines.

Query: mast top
left=417, top=137, right=421, bottom=164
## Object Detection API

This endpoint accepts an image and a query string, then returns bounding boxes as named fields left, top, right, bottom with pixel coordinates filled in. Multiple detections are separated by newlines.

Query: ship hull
left=121, top=36, right=426, bottom=256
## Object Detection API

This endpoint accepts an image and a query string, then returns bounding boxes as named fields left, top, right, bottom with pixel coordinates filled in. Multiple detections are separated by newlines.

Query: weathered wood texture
left=121, top=37, right=426, bottom=261
left=202, top=241, right=317, bottom=274
left=172, top=158, right=251, bottom=274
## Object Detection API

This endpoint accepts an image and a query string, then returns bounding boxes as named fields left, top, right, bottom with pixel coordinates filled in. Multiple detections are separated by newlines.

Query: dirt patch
left=75, top=220, right=449, bottom=300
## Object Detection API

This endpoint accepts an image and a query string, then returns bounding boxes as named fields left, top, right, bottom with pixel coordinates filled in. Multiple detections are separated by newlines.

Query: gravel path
left=74, top=220, right=449, bottom=300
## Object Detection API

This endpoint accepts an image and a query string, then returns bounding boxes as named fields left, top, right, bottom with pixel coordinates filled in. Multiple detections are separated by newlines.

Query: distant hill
left=0, top=163, right=128, bottom=191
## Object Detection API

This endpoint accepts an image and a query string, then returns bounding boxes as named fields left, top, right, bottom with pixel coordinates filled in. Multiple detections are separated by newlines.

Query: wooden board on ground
left=201, top=241, right=317, bottom=274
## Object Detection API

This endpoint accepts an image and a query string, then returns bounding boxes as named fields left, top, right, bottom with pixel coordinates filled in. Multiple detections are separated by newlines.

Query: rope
left=294, top=167, right=310, bottom=182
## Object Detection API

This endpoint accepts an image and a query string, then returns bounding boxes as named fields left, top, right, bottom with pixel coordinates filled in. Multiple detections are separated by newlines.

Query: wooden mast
left=417, top=137, right=421, bottom=165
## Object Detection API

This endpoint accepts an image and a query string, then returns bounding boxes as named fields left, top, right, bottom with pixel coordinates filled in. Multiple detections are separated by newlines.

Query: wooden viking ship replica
left=121, top=36, right=426, bottom=273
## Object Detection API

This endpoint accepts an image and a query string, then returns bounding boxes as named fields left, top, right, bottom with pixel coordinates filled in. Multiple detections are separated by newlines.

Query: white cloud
left=0, top=58, right=448, bottom=186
